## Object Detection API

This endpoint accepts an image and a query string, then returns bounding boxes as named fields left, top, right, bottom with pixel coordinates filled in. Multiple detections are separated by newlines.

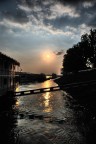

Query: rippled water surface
left=1, top=79, right=96, bottom=144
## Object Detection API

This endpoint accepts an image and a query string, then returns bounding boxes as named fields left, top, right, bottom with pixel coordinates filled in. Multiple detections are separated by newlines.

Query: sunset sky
left=0, top=0, right=96, bottom=74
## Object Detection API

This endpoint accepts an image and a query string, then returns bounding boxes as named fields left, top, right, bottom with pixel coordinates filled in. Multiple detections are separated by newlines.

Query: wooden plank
left=14, top=80, right=96, bottom=96
left=15, top=86, right=61, bottom=96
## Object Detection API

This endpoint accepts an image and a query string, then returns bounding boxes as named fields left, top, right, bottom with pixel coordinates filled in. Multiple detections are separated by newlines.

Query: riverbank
left=54, top=71, right=96, bottom=112
left=55, top=69, right=96, bottom=84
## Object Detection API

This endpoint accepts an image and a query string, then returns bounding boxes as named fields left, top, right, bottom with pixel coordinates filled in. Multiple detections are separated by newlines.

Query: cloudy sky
left=0, top=0, right=96, bottom=74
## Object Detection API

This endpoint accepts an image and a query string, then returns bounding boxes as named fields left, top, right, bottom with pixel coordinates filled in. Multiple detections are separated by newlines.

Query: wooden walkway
left=14, top=80, right=96, bottom=96
left=15, top=86, right=61, bottom=96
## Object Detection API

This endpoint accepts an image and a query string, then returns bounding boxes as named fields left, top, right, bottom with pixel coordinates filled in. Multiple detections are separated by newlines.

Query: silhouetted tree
left=62, top=29, right=96, bottom=74
left=89, top=29, right=96, bottom=67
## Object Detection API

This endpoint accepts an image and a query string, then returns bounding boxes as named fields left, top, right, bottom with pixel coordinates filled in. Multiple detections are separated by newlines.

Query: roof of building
left=0, top=52, right=20, bottom=66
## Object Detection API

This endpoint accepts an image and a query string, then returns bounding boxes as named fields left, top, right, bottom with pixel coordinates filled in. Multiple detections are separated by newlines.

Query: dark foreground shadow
left=66, top=88, right=96, bottom=144
left=0, top=93, right=17, bottom=144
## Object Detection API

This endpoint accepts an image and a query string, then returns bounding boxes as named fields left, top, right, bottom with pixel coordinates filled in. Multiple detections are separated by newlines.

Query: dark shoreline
left=54, top=76, right=96, bottom=112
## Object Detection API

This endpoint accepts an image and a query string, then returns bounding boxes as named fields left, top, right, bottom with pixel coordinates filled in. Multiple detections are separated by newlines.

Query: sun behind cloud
left=42, top=50, right=56, bottom=63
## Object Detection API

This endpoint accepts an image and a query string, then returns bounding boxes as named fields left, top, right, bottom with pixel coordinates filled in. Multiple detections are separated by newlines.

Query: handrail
left=15, top=80, right=96, bottom=96
left=15, top=86, right=60, bottom=96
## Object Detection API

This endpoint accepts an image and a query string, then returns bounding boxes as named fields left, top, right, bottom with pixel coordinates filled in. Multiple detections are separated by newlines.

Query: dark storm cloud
left=0, top=0, right=10, bottom=2
left=0, top=0, right=17, bottom=11
left=0, top=0, right=96, bottom=34
left=82, top=3, right=96, bottom=27
left=3, top=10, right=28, bottom=24
left=0, top=0, right=28, bottom=25
left=46, top=0, right=96, bottom=32
left=53, top=50, right=64, bottom=56
left=44, top=3, right=96, bottom=30
left=88, top=14, right=96, bottom=27
left=58, top=0, right=95, bottom=5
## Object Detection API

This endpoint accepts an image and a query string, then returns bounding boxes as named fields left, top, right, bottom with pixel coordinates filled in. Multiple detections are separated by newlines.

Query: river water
left=0, top=79, right=96, bottom=144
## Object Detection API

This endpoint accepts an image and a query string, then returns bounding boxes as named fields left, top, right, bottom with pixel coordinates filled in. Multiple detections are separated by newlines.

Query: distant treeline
left=15, top=72, right=46, bottom=84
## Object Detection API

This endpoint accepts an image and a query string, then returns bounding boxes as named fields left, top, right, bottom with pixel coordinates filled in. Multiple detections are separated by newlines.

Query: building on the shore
left=0, top=52, right=20, bottom=97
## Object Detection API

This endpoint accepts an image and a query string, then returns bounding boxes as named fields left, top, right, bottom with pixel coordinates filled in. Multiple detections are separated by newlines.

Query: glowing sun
left=46, top=54, right=50, bottom=58
left=42, top=51, right=55, bottom=63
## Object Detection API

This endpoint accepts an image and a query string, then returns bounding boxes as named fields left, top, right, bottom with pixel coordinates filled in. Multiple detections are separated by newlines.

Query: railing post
left=40, top=89, right=44, bottom=93
left=20, top=91, right=24, bottom=96
left=30, top=90, right=34, bottom=94
left=50, top=87, right=53, bottom=91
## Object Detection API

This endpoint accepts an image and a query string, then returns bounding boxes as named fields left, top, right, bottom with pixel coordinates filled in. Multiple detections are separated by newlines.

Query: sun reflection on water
left=15, top=86, right=19, bottom=92
left=15, top=80, right=55, bottom=113
left=15, top=100, right=19, bottom=106
left=43, top=92, right=52, bottom=112
left=42, top=80, right=53, bottom=113
left=44, top=92, right=50, bottom=107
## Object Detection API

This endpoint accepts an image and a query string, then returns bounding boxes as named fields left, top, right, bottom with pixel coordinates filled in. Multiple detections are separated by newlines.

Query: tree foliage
left=62, top=29, right=96, bottom=74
